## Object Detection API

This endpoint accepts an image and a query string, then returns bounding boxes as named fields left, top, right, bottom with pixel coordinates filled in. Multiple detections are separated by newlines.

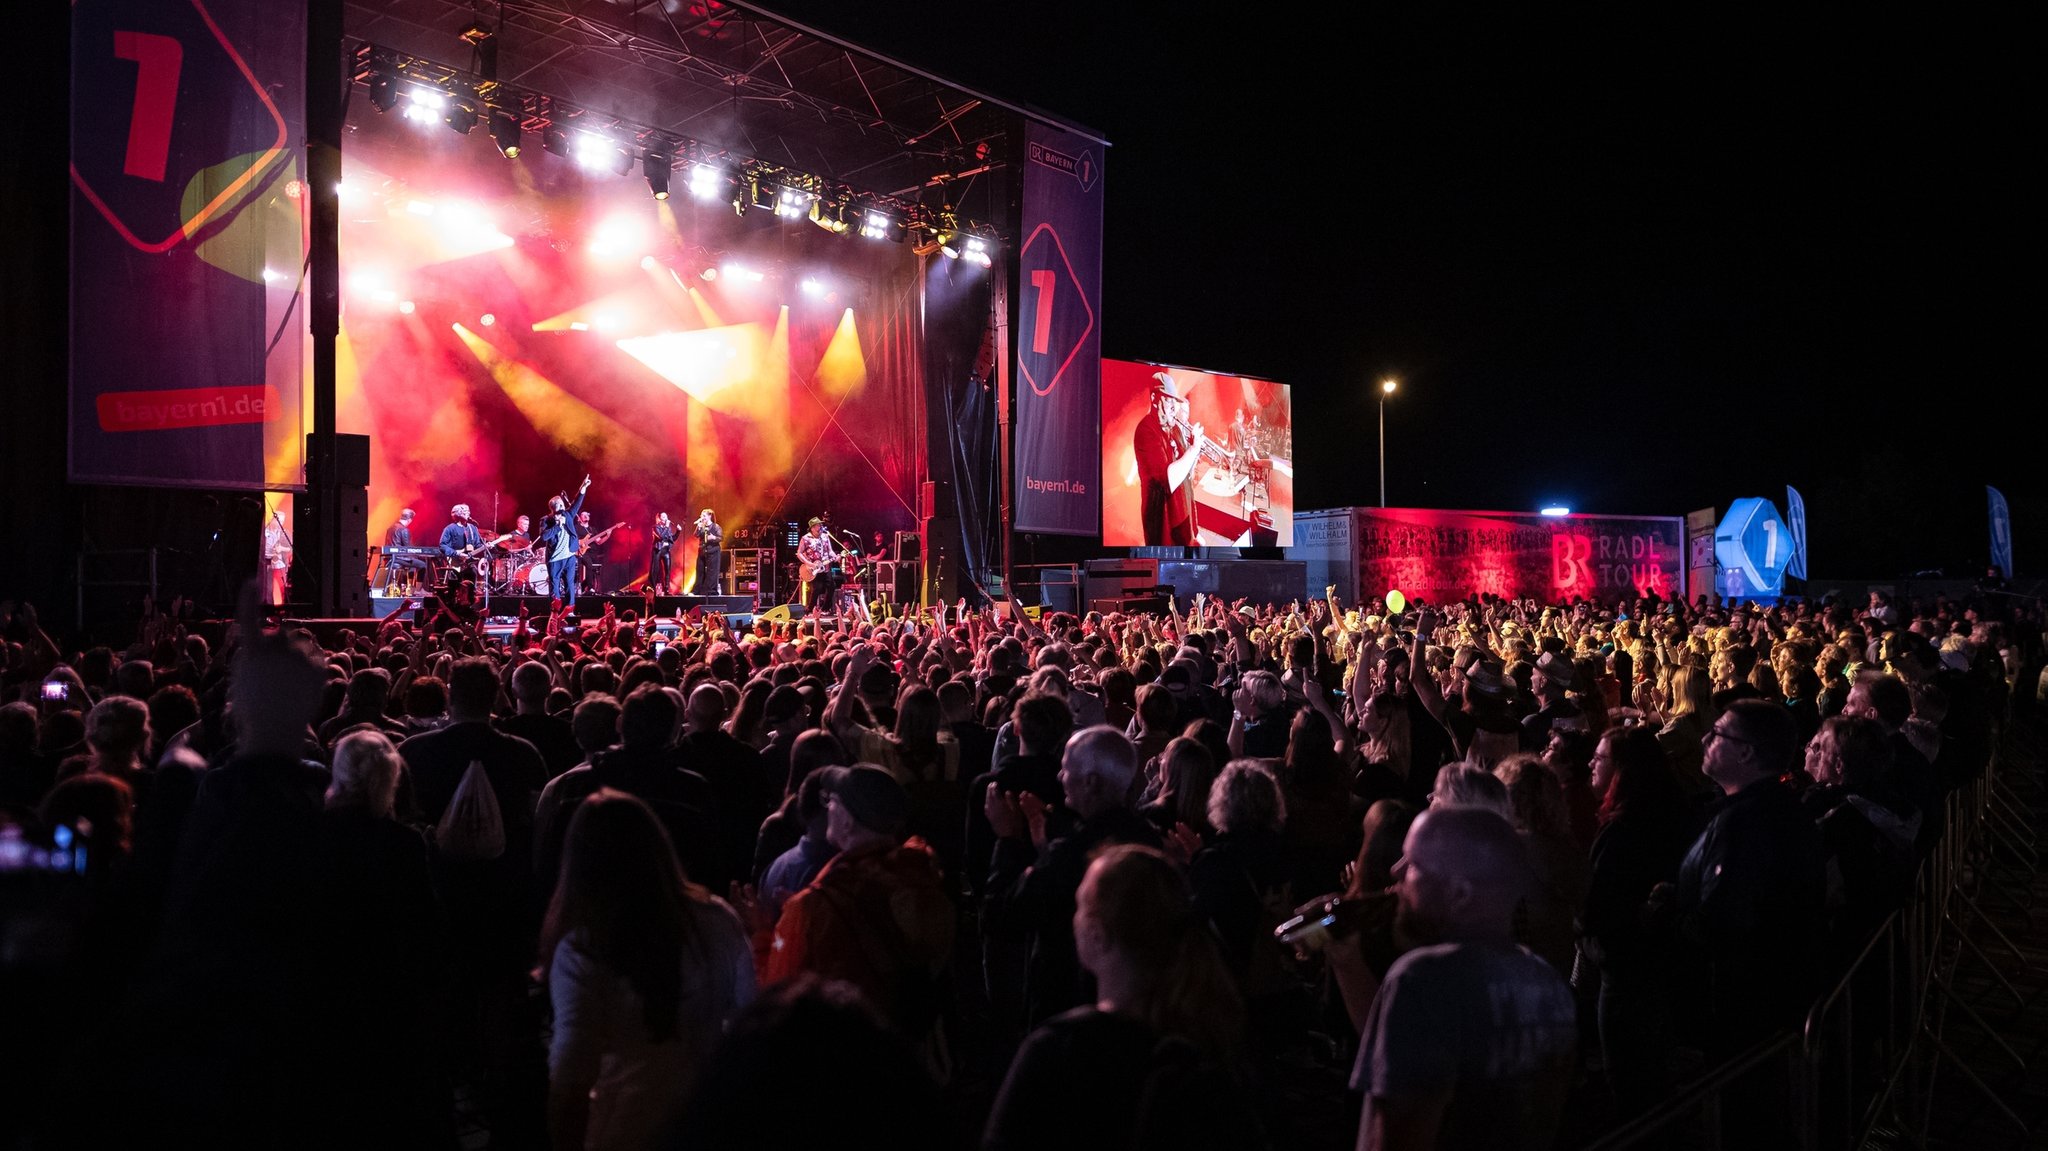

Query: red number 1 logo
left=113, top=31, right=182, bottom=182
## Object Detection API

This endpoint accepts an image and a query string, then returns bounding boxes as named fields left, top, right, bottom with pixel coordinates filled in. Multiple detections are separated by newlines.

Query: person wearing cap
left=1132, top=370, right=1201, bottom=545
left=764, top=764, right=956, bottom=1049
left=796, top=517, right=848, bottom=617
left=1520, top=650, right=1586, bottom=752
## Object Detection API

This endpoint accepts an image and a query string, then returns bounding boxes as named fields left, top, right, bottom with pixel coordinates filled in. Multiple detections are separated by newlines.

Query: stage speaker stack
left=296, top=432, right=371, bottom=617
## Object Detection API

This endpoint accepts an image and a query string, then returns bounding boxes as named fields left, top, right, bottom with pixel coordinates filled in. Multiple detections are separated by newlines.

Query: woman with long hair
left=1654, top=664, right=1719, bottom=809
left=1139, top=735, right=1218, bottom=841
left=724, top=677, right=773, bottom=750
left=983, top=845, right=1265, bottom=1150
left=542, top=789, right=755, bottom=1151
left=1581, top=725, right=1698, bottom=1118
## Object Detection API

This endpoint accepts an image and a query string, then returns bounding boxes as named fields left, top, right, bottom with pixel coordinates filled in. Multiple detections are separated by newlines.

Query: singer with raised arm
left=692, top=508, right=723, bottom=595
left=649, top=512, right=677, bottom=594
left=535, top=473, right=592, bottom=610
left=796, top=517, right=847, bottom=617
left=1134, top=371, right=1202, bottom=545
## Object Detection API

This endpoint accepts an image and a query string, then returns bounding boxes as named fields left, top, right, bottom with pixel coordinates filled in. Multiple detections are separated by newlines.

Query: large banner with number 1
left=1013, top=120, right=1104, bottom=536
left=69, top=0, right=305, bottom=489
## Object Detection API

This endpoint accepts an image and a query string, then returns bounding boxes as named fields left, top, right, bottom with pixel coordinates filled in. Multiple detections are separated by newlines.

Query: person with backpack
left=982, top=844, right=1267, bottom=1151
left=765, top=764, right=956, bottom=1073
left=395, top=656, right=548, bottom=1143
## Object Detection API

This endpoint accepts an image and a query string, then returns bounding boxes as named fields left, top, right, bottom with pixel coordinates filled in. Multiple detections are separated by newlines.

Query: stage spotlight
left=689, top=164, right=723, bottom=201
left=444, top=100, right=479, bottom=135
left=699, top=266, right=718, bottom=281
left=799, top=276, right=826, bottom=298
left=775, top=186, right=812, bottom=220
left=368, top=71, right=399, bottom=113
left=399, top=300, right=416, bottom=314
left=643, top=151, right=671, bottom=199
left=809, top=198, right=850, bottom=234
left=574, top=132, right=628, bottom=175
left=401, top=88, right=444, bottom=126
left=488, top=108, right=521, bottom=158
left=481, top=313, right=496, bottom=326
left=859, top=211, right=904, bottom=242
left=542, top=126, right=569, bottom=157
left=962, top=236, right=993, bottom=268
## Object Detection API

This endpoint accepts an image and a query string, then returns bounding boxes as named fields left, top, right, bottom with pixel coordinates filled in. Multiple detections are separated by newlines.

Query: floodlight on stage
left=962, top=236, right=992, bottom=268
left=574, top=133, right=630, bottom=176
left=776, top=186, right=813, bottom=220
left=542, top=127, right=570, bottom=158
left=261, top=268, right=282, bottom=284
left=399, top=300, right=417, bottom=314
left=800, top=277, right=826, bottom=298
left=488, top=108, right=522, bottom=158
left=859, top=211, right=903, bottom=242
left=689, top=164, right=724, bottom=201
left=721, top=262, right=763, bottom=283
left=401, top=88, right=444, bottom=126
left=444, top=100, right=479, bottom=135
left=481, top=313, right=496, bottom=326
left=643, top=152, right=671, bottom=200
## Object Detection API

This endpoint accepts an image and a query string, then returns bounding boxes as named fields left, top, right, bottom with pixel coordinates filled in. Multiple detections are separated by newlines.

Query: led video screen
left=1101, top=359, right=1293, bottom=547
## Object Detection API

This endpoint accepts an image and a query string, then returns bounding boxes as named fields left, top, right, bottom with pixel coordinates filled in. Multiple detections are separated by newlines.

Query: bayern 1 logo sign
left=1713, top=497, right=1792, bottom=599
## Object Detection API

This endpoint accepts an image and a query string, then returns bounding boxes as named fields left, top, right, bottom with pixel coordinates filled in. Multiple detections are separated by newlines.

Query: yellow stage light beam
left=615, top=323, right=768, bottom=406
left=454, top=323, right=659, bottom=459
left=815, top=307, right=866, bottom=400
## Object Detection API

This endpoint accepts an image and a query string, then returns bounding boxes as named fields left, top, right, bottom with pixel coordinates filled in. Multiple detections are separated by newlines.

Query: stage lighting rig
left=488, top=108, right=521, bottom=157
left=643, top=149, right=672, bottom=199
left=368, top=70, right=399, bottom=113
left=809, top=197, right=850, bottom=234
left=775, top=184, right=814, bottom=220
left=444, top=98, right=479, bottom=136
left=689, top=164, right=725, bottom=201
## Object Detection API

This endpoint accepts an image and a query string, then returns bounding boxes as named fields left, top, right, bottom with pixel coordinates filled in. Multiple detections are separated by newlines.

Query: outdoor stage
left=367, top=592, right=756, bottom=622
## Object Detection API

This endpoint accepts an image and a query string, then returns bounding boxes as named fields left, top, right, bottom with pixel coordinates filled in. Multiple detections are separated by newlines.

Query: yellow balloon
left=1385, top=589, right=1407, bottom=615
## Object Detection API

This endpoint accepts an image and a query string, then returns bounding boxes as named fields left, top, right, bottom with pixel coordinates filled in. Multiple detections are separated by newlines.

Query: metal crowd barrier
left=1582, top=715, right=2042, bottom=1150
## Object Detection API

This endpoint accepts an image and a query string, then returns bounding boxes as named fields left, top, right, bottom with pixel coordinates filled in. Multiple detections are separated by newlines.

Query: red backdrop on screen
left=1101, top=359, right=1292, bottom=547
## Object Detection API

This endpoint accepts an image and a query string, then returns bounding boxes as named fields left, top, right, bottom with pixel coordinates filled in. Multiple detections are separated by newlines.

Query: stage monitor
left=1100, top=359, right=1293, bottom=548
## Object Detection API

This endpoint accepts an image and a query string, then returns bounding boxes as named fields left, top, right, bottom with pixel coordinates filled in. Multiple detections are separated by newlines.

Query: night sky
left=763, top=6, right=2036, bottom=581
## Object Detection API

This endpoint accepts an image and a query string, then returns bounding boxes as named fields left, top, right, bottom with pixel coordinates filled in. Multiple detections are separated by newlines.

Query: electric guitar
left=447, top=532, right=518, bottom=566
left=797, top=539, right=852, bottom=583
left=576, top=522, right=627, bottom=558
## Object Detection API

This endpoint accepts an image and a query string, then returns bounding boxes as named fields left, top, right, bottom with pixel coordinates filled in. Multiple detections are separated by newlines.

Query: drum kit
left=493, top=546, right=551, bottom=596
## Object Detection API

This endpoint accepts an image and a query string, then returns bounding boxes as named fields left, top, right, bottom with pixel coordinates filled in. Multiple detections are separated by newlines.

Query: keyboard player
left=382, top=507, right=429, bottom=591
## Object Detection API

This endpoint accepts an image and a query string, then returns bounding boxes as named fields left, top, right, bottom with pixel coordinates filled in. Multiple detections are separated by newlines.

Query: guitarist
left=438, top=504, right=487, bottom=583
left=536, top=474, right=592, bottom=610
left=796, top=517, right=848, bottom=617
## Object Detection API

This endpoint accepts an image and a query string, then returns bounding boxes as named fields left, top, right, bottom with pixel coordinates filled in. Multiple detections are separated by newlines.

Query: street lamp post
left=1378, top=378, right=1397, bottom=508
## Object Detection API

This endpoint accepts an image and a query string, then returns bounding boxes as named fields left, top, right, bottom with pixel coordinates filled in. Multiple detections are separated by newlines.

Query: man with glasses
left=1655, top=699, right=1825, bottom=1059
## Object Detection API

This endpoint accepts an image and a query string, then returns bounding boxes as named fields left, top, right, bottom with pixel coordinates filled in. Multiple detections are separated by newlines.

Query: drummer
left=503, top=514, right=533, bottom=553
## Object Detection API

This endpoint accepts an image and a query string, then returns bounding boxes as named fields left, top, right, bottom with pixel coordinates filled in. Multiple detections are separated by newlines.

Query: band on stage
left=366, top=482, right=885, bottom=621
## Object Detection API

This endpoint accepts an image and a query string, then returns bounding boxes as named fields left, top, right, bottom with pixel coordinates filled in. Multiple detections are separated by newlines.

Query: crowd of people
left=0, top=580, right=2037, bottom=1150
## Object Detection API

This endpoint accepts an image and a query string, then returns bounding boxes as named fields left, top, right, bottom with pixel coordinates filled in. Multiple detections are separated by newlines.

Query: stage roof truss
left=345, top=0, right=1039, bottom=244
